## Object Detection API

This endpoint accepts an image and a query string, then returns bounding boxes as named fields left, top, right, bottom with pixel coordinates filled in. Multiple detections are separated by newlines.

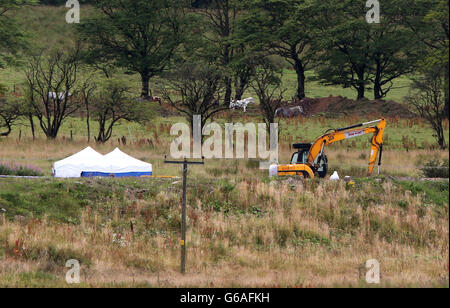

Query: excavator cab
left=291, top=143, right=328, bottom=178
left=291, top=143, right=311, bottom=164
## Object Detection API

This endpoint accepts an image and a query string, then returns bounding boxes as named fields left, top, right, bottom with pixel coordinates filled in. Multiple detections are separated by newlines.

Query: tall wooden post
left=181, top=159, right=187, bottom=273
left=164, top=156, right=204, bottom=274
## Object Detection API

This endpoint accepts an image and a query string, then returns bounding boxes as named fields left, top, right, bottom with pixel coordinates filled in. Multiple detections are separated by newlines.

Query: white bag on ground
left=330, top=171, right=340, bottom=181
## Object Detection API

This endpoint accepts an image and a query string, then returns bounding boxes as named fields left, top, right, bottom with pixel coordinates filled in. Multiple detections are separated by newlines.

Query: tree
left=24, top=47, right=81, bottom=139
left=250, top=60, right=285, bottom=132
left=230, top=48, right=264, bottom=101
left=162, top=62, right=226, bottom=133
left=399, top=0, right=449, bottom=118
left=408, top=66, right=447, bottom=149
left=423, top=0, right=449, bottom=118
left=79, top=74, right=97, bottom=142
left=197, top=0, right=241, bottom=105
left=308, top=0, right=420, bottom=100
left=78, top=0, right=188, bottom=98
left=0, top=95, right=22, bottom=137
left=21, top=82, right=37, bottom=140
left=91, top=80, right=153, bottom=143
left=0, top=0, right=37, bottom=68
left=239, top=0, right=313, bottom=100
left=369, top=2, right=421, bottom=99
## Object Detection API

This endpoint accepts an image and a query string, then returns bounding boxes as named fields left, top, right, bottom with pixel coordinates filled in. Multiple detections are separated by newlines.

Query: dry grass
left=0, top=135, right=447, bottom=178
left=0, top=175, right=448, bottom=287
left=0, top=116, right=448, bottom=288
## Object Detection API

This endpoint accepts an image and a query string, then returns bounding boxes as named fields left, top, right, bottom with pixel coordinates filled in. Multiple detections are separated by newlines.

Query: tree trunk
left=47, top=132, right=58, bottom=139
left=294, top=61, right=306, bottom=100
left=140, top=73, right=150, bottom=98
left=28, top=114, right=35, bottom=140
left=97, top=118, right=106, bottom=143
left=437, top=123, right=446, bottom=149
left=234, top=77, right=246, bottom=101
left=290, top=45, right=306, bottom=100
left=45, top=121, right=59, bottom=139
left=444, top=66, right=449, bottom=120
left=224, top=77, right=232, bottom=106
left=86, top=110, right=90, bottom=142
left=356, top=70, right=366, bottom=100
left=374, top=61, right=383, bottom=100
left=357, top=85, right=365, bottom=100
left=288, top=55, right=305, bottom=101
left=374, top=82, right=382, bottom=100
left=0, top=120, right=11, bottom=137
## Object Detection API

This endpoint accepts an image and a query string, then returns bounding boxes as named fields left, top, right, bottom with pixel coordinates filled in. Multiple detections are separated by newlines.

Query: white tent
left=53, top=147, right=104, bottom=178
left=81, top=148, right=152, bottom=177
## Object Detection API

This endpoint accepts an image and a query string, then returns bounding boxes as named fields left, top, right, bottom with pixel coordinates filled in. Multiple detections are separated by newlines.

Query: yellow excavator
left=269, top=119, right=386, bottom=178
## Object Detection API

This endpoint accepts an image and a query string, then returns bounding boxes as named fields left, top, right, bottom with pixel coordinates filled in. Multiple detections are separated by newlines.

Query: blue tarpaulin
left=81, top=171, right=152, bottom=178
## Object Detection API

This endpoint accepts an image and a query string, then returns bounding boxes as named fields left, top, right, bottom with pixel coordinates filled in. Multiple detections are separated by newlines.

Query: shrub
left=420, top=159, right=449, bottom=178
left=0, top=162, right=44, bottom=176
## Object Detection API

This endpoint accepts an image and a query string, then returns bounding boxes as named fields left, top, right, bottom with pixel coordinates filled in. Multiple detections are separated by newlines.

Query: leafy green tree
left=24, top=47, right=82, bottom=139
left=399, top=0, right=449, bottom=117
left=0, top=95, right=22, bottom=137
left=91, top=79, right=154, bottom=143
left=307, top=0, right=420, bottom=100
left=78, top=0, right=188, bottom=98
left=307, top=0, right=371, bottom=100
left=0, top=0, right=37, bottom=68
left=369, top=3, right=421, bottom=99
left=250, top=60, right=285, bottom=132
left=239, top=0, right=313, bottom=100
left=197, top=0, right=241, bottom=105
left=408, top=65, right=447, bottom=149
left=230, top=49, right=263, bottom=101
left=162, top=62, right=226, bottom=133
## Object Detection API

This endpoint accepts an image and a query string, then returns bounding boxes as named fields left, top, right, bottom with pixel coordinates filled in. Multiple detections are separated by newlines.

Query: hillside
left=0, top=5, right=413, bottom=103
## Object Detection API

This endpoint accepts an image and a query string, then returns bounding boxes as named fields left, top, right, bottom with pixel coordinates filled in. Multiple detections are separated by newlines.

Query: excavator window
left=290, top=152, right=299, bottom=164
left=290, top=150, right=309, bottom=164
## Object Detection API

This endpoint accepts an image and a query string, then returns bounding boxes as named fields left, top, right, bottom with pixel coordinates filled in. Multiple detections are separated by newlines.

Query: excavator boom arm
left=307, top=119, right=386, bottom=175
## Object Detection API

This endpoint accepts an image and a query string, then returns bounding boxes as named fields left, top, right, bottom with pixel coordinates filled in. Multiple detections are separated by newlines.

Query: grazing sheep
left=230, top=97, right=255, bottom=112
left=275, top=106, right=304, bottom=118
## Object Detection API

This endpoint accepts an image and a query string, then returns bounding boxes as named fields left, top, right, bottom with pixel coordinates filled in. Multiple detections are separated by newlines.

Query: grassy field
left=1, top=114, right=448, bottom=177
left=0, top=172, right=448, bottom=287
left=0, top=115, right=449, bottom=287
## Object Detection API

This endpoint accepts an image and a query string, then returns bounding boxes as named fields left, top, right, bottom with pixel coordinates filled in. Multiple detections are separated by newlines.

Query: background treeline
left=39, top=0, right=213, bottom=7
left=0, top=0, right=448, bottom=148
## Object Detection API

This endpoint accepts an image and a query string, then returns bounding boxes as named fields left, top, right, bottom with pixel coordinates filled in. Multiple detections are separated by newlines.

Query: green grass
left=5, top=114, right=447, bottom=152
left=396, top=180, right=449, bottom=207
left=0, top=271, right=61, bottom=288
left=0, top=177, right=174, bottom=222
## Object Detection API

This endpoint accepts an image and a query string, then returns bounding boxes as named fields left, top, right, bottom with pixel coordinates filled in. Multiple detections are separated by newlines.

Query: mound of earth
left=295, top=96, right=415, bottom=118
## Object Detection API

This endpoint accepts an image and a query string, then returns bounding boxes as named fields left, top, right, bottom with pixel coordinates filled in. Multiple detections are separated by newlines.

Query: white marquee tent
left=53, top=146, right=104, bottom=178
left=81, top=148, right=152, bottom=177
left=53, top=147, right=153, bottom=178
